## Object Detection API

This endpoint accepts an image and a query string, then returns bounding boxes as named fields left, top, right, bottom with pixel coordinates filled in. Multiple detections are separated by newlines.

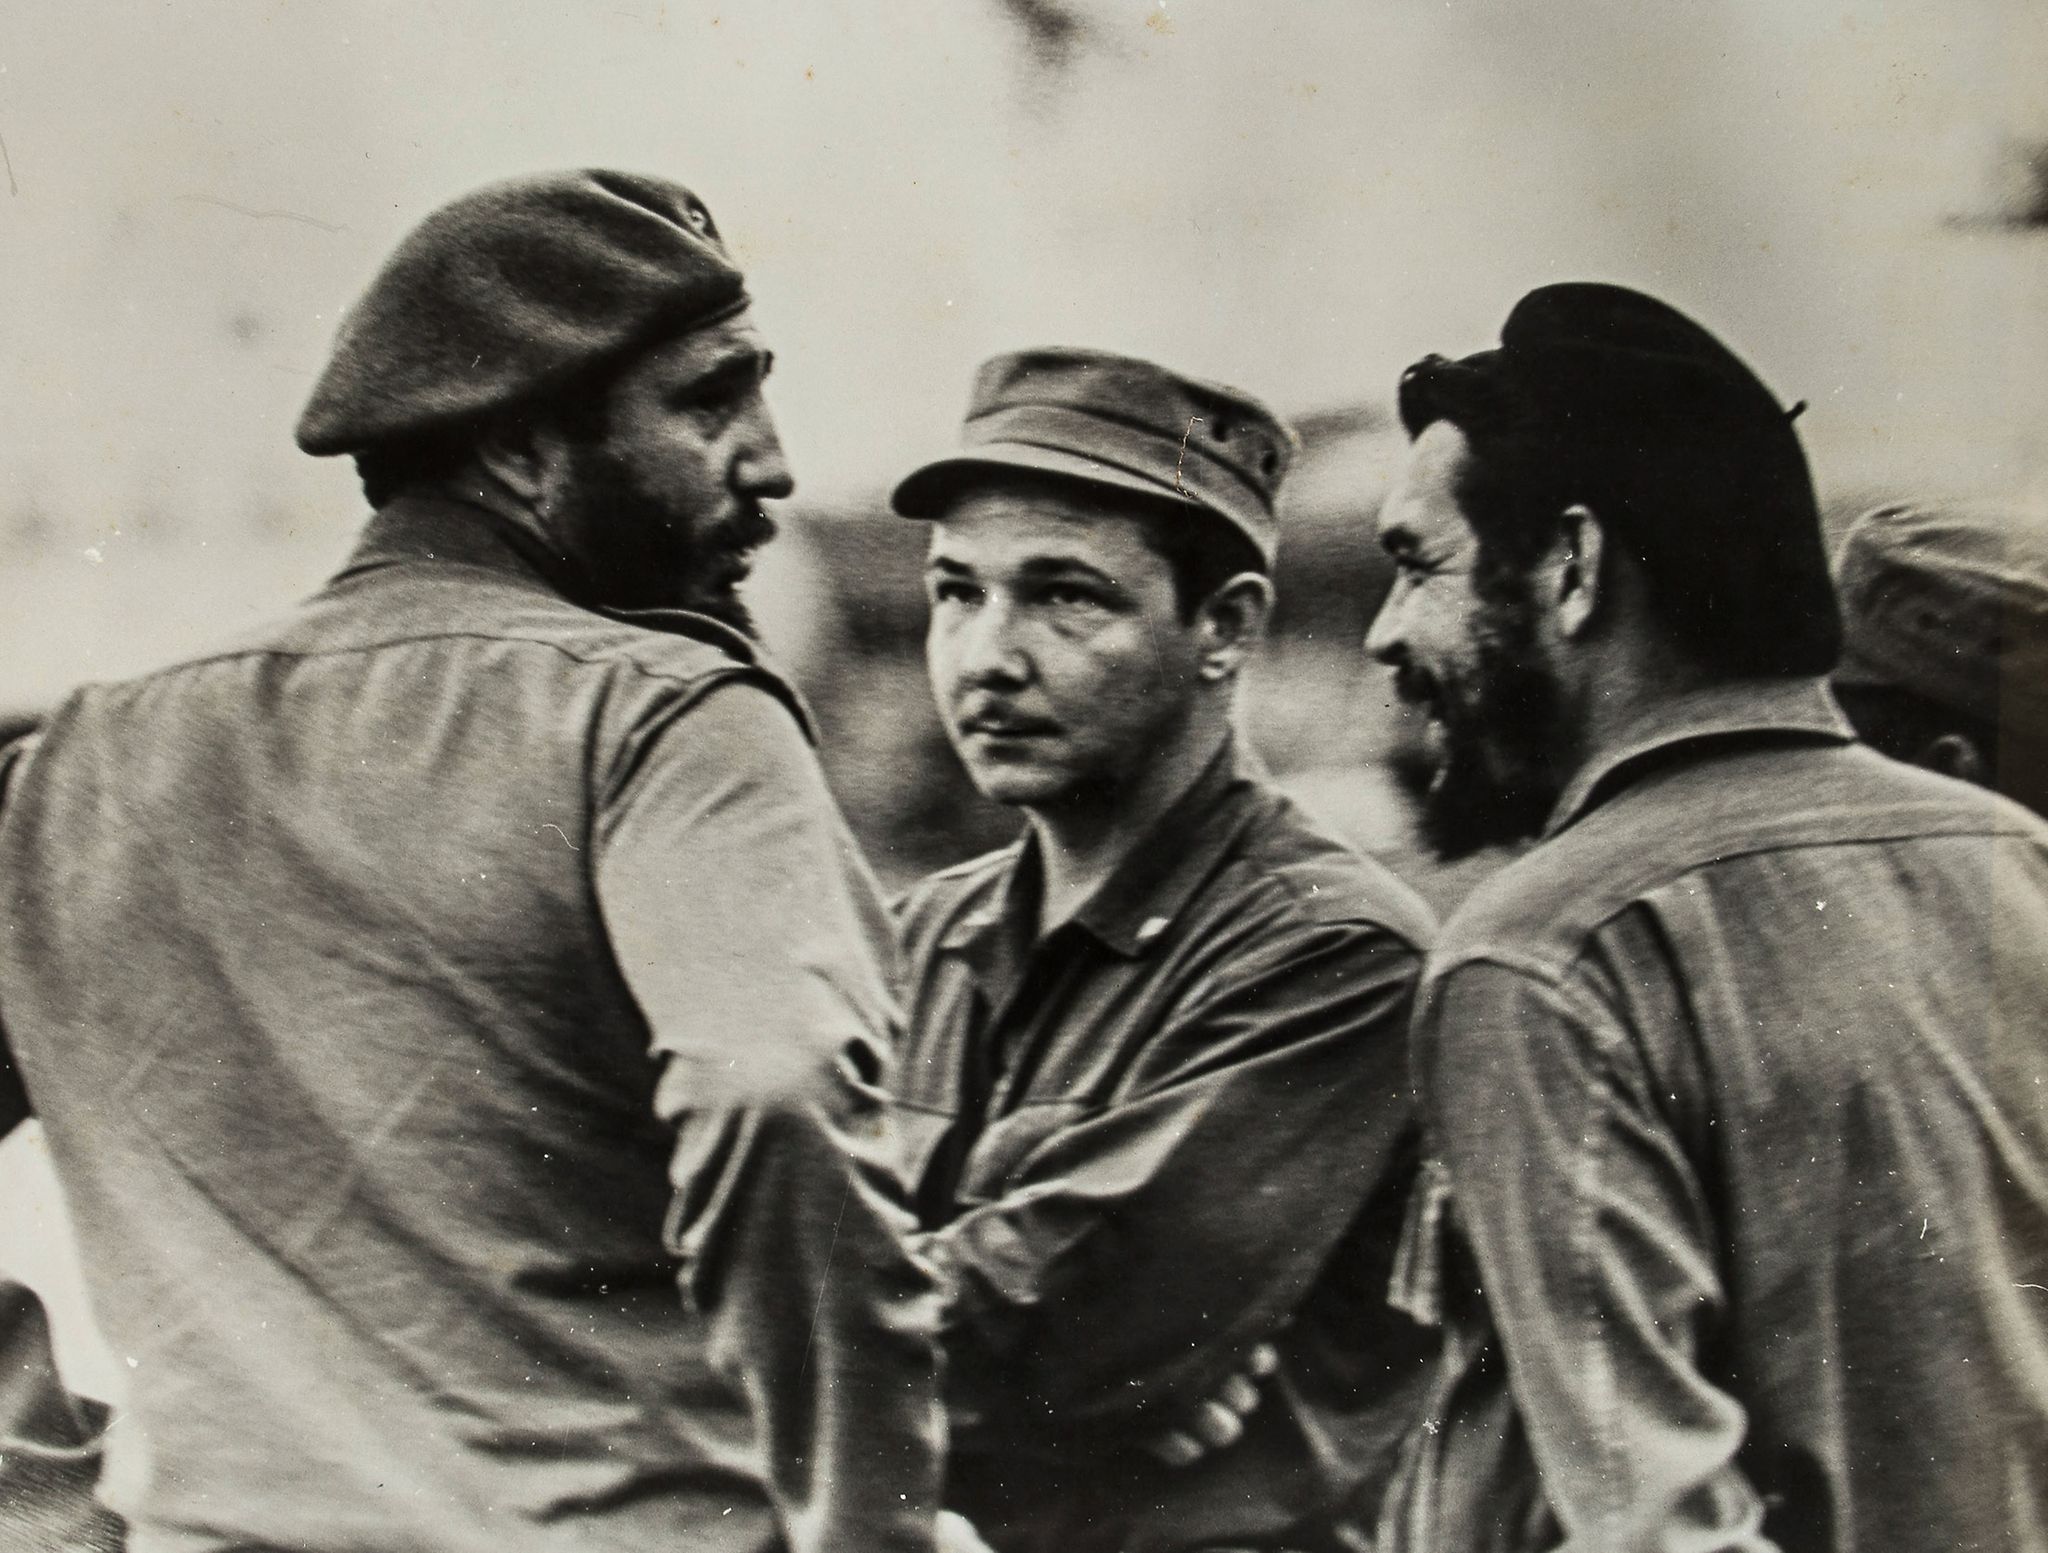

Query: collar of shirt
left=939, top=737, right=1266, bottom=986
left=331, top=494, right=814, bottom=739
left=1543, top=675, right=1854, bottom=840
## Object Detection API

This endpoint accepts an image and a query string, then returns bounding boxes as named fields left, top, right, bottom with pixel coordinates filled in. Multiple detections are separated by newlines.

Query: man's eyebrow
left=1015, top=556, right=1121, bottom=586
left=680, top=347, right=770, bottom=394
left=925, top=554, right=973, bottom=576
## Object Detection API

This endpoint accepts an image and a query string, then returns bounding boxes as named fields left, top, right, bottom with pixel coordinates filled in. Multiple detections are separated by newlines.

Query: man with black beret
left=0, top=171, right=949, bottom=1552
left=1363, top=283, right=2048, bottom=1551
left=1831, top=497, right=2048, bottom=817
left=889, top=348, right=1439, bottom=1552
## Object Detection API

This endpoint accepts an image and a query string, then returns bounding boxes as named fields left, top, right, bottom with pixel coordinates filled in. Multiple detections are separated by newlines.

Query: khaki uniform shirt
left=0, top=498, right=943, bottom=1553
left=895, top=743, right=1438, bottom=1552
left=1382, top=679, right=2048, bottom=1553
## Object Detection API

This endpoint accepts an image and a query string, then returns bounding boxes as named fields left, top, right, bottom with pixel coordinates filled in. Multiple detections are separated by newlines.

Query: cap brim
left=890, top=442, right=1193, bottom=519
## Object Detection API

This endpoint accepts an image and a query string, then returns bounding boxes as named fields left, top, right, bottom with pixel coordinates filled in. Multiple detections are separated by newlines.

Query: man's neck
left=1025, top=720, right=1230, bottom=938
left=421, top=469, right=554, bottom=551
left=1554, top=632, right=1715, bottom=808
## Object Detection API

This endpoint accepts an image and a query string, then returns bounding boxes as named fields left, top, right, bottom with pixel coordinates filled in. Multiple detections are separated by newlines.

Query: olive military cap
left=1834, top=499, right=2048, bottom=742
left=297, top=169, right=748, bottom=456
left=891, top=347, right=1296, bottom=567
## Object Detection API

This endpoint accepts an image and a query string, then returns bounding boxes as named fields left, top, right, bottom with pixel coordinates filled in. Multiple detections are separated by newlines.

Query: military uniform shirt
left=894, top=740, right=1439, bottom=1553
left=0, top=498, right=943, bottom=1553
left=1380, top=678, right=2048, bottom=1553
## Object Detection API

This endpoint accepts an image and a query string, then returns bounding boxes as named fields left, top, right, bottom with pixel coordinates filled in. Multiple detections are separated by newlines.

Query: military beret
left=1398, top=281, right=1837, bottom=674
left=1834, top=499, right=2048, bottom=740
left=1401, top=282, right=1815, bottom=496
left=891, top=347, right=1295, bottom=567
left=296, top=169, right=748, bottom=457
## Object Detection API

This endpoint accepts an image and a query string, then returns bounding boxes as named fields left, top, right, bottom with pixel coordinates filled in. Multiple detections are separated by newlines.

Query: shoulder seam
left=1215, top=850, right=1433, bottom=949
left=1453, top=816, right=2045, bottom=965
left=120, top=621, right=768, bottom=698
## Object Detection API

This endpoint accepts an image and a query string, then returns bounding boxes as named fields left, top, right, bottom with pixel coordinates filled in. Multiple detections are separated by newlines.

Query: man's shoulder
left=1433, top=735, right=2048, bottom=977
left=163, top=570, right=786, bottom=703
left=562, top=610, right=805, bottom=716
left=1218, top=781, right=1438, bottom=951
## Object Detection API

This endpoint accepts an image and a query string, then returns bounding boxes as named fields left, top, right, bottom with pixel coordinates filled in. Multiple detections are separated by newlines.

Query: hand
left=937, top=1509, right=997, bottom=1553
left=1142, top=1340, right=1280, bottom=1467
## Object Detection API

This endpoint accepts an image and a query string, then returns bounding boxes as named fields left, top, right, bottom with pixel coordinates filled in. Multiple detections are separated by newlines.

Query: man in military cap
left=1831, top=498, right=2048, bottom=816
left=0, top=171, right=947, bottom=1552
left=1363, top=283, right=2048, bottom=1551
left=888, top=348, right=1438, bottom=1552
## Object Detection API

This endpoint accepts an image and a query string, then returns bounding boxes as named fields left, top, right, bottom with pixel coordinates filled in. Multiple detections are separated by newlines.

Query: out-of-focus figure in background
left=888, top=349, right=1438, bottom=1553
left=1366, top=283, right=2048, bottom=1552
left=0, top=171, right=950, bottom=1553
left=1831, top=498, right=2048, bottom=817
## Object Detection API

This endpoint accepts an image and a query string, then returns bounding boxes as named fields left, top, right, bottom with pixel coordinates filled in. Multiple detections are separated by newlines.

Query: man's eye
left=676, top=384, right=740, bottom=415
left=929, top=579, right=978, bottom=605
left=671, top=371, right=757, bottom=416
left=1041, top=584, right=1107, bottom=609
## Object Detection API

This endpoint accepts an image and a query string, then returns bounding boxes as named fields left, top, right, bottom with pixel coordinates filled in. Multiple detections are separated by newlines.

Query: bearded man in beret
left=0, top=171, right=949, bottom=1553
left=1364, top=283, right=2048, bottom=1552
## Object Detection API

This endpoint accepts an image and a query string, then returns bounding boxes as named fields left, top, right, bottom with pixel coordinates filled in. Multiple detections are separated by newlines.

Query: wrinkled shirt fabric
left=894, top=742, right=1439, bottom=1553
left=1379, top=678, right=2048, bottom=1553
left=0, top=498, right=944, bottom=1553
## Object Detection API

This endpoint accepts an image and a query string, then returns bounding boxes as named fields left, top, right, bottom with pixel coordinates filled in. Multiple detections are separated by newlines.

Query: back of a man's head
left=1833, top=498, right=2048, bottom=814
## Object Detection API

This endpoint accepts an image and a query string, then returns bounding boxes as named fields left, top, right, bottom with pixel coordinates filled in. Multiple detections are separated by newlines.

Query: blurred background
left=3, top=0, right=2045, bottom=1397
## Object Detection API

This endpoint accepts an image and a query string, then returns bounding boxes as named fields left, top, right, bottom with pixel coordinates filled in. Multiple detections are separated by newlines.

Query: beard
left=555, top=441, right=776, bottom=637
left=1393, top=585, right=1565, bottom=863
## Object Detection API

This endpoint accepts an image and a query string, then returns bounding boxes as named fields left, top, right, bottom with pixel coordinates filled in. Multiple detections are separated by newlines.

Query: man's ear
left=1547, top=504, right=1607, bottom=642
left=474, top=418, right=568, bottom=508
left=1920, top=731, right=1988, bottom=786
left=1195, top=573, right=1274, bottom=683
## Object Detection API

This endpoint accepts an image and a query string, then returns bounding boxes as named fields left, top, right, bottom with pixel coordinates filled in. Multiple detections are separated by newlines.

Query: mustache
left=954, top=698, right=1060, bottom=734
left=1391, top=662, right=1438, bottom=708
left=708, top=505, right=777, bottom=555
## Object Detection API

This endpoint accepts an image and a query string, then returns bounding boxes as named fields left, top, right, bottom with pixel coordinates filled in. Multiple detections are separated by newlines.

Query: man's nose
left=1363, top=582, right=1408, bottom=667
left=951, top=596, right=1030, bottom=687
left=736, top=395, right=795, bottom=500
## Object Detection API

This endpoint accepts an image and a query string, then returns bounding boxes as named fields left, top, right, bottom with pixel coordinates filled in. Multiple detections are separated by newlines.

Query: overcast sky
left=2, top=1, right=2044, bottom=702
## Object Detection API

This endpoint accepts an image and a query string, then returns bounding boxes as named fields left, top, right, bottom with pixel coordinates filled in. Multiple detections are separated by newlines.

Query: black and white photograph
left=2, top=5, right=2045, bottom=1550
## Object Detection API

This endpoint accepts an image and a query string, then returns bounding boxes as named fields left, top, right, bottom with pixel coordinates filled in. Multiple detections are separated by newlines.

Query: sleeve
left=919, top=918, right=1424, bottom=1438
left=0, top=734, right=36, bottom=1137
left=1420, top=956, right=1778, bottom=1553
left=594, top=679, right=944, bottom=1553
